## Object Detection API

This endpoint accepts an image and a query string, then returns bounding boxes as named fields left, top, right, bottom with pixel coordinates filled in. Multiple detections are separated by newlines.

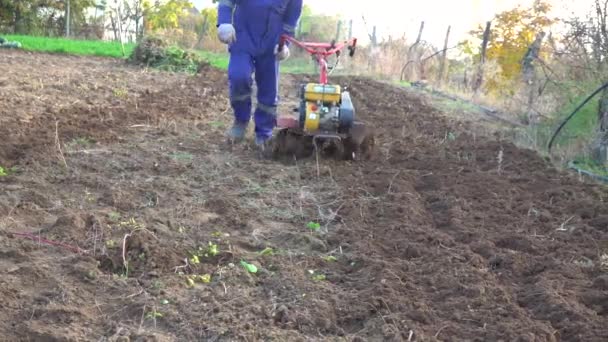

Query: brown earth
left=1, top=49, right=608, bottom=341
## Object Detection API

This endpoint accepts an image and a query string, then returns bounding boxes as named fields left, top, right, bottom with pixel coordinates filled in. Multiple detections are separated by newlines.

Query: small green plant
left=205, top=242, right=219, bottom=257
left=186, top=276, right=195, bottom=287
left=188, top=242, right=220, bottom=265
left=259, top=247, right=275, bottom=256
left=189, top=254, right=200, bottom=265
left=199, top=274, right=212, bottom=283
left=322, top=255, right=337, bottom=262
left=240, top=260, right=258, bottom=274
left=113, top=87, right=128, bottom=98
left=308, top=269, right=326, bottom=281
left=307, top=221, right=321, bottom=232
left=185, top=273, right=212, bottom=287
left=108, top=211, right=121, bottom=222
left=118, top=217, right=145, bottom=230
left=145, top=309, right=163, bottom=319
left=0, top=166, right=14, bottom=177
left=312, top=274, right=327, bottom=281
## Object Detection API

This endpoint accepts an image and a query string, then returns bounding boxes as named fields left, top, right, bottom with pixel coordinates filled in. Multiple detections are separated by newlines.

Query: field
left=1, top=48, right=608, bottom=341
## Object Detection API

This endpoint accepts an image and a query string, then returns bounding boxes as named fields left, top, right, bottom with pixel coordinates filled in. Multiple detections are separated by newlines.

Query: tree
left=123, top=0, right=146, bottom=39
left=463, top=0, right=557, bottom=93
left=197, top=7, right=217, bottom=45
left=297, top=4, right=342, bottom=42
left=0, top=0, right=95, bottom=35
left=143, top=0, right=193, bottom=31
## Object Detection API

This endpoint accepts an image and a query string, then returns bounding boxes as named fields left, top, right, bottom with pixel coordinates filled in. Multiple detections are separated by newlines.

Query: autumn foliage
left=461, top=1, right=557, bottom=94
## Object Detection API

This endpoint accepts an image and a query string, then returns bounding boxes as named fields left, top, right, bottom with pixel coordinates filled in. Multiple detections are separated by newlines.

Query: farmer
left=216, top=0, right=303, bottom=151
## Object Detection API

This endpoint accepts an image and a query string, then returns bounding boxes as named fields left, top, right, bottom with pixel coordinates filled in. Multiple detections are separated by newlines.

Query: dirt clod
left=593, top=275, right=608, bottom=290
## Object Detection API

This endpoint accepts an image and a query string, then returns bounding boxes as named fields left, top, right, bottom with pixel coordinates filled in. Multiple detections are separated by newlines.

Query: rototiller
left=270, top=34, right=374, bottom=160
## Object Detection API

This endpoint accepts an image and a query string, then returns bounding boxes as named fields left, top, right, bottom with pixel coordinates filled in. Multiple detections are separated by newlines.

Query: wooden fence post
left=400, top=21, right=425, bottom=81
left=521, top=31, right=546, bottom=124
left=438, top=25, right=451, bottom=86
left=472, top=21, right=491, bottom=96
left=335, top=20, right=342, bottom=41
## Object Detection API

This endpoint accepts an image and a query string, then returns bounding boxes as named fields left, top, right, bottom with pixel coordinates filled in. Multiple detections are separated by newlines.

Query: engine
left=298, top=83, right=355, bottom=134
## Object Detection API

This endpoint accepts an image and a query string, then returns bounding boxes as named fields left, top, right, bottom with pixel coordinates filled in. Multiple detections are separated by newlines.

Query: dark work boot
left=226, top=120, right=249, bottom=144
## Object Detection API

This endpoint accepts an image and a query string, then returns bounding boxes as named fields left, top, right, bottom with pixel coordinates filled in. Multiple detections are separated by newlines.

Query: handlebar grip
left=278, top=35, right=288, bottom=52
left=349, top=38, right=358, bottom=57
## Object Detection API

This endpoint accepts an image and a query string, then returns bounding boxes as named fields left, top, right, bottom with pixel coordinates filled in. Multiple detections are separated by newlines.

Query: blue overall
left=217, top=0, right=302, bottom=140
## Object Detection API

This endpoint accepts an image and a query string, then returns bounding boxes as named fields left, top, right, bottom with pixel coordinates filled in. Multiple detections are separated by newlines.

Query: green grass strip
left=3, top=34, right=135, bottom=58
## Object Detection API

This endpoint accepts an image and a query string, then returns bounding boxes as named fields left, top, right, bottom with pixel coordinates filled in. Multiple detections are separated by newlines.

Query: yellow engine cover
left=303, top=102, right=320, bottom=131
left=303, top=83, right=341, bottom=103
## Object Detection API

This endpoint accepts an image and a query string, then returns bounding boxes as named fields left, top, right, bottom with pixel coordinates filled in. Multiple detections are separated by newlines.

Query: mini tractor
left=269, top=35, right=374, bottom=160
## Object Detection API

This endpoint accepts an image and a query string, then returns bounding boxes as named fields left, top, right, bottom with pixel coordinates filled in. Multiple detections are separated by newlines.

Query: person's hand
left=217, top=24, right=236, bottom=44
left=274, top=44, right=290, bottom=61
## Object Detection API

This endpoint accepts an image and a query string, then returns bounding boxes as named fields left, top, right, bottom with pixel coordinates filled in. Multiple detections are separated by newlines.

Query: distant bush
left=128, top=35, right=206, bottom=74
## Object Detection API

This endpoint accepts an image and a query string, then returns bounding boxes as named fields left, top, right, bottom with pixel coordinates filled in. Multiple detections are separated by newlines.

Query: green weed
left=107, top=211, right=121, bottom=222
left=0, top=165, right=17, bottom=177
left=185, top=273, right=212, bottom=287
left=307, top=221, right=321, bottom=232
left=240, top=260, right=258, bottom=273
left=258, top=247, right=275, bottom=256
left=145, top=309, right=163, bottom=319
left=118, top=218, right=145, bottom=230
left=308, top=269, right=326, bottom=281
left=322, top=255, right=337, bottom=262
left=112, top=88, right=128, bottom=99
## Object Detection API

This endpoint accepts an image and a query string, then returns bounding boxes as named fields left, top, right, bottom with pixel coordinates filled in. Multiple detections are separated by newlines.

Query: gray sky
left=192, top=0, right=594, bottom=47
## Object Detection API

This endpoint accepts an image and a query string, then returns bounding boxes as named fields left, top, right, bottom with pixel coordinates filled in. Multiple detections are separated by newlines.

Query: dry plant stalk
left=497, top=148, right=504, bottom=174
left=55, top=121, right=68, bottom=168
left=122, top=232, right=133, bottom=276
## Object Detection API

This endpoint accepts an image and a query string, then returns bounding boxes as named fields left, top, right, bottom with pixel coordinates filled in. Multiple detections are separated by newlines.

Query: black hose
left=548, top=81, right=608, bottom=153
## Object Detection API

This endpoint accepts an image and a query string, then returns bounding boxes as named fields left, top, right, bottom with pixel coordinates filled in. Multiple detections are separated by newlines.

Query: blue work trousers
left=228, top=51, right=279, bottom=140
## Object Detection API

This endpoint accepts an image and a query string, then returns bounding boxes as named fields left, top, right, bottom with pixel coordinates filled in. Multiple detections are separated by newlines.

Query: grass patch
left=394, top=80, right=412, bottom=88
left=511, top=91, right=600, bottom=155
left=548, top=97, right=598, bottom=148
left=197, top=50, right=230, bottom=70
left=196, top=50, right=315, bottom=74
left=3, top=34, right=135, bottom=58
left=571, top=157, right=608, bottom=177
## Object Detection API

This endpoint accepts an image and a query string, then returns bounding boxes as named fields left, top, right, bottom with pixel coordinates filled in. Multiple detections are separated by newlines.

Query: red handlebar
left=278, top=35, right=357, bottom=57
left=278, top=35, right=357, bottom=84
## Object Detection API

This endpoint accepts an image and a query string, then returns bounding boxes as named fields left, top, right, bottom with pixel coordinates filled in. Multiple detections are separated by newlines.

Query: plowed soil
left=1, top=49, right=608, bottom=342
